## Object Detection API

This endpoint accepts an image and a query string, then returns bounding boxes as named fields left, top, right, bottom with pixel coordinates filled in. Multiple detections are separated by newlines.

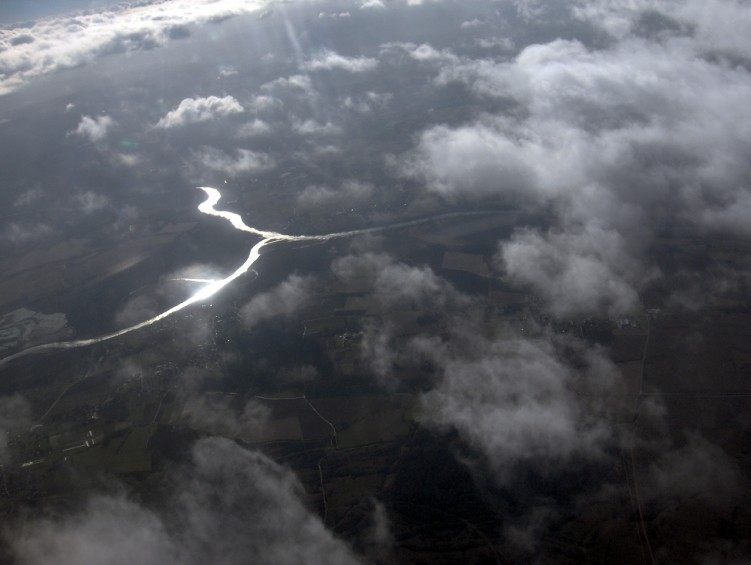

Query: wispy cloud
left=191, top=147, right=275, bottom=176
left=302, top=49, right=378, bottom=72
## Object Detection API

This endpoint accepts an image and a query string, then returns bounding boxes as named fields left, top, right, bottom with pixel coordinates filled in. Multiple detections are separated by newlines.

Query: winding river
left=0, top=187, right=493, bottom=367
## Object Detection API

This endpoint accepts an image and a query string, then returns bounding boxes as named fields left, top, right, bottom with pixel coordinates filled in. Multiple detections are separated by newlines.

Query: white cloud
left=0, top=0, right=269, bottom=95
left=291, top=119, right=342, bottom=136
left=415, top=332, right=621, bottom=483
left=261, top=74, right=313, bottom=93
left=461, top=18, right=484, bottom=29
left=192, top=147, right=275, bottom=176
left=642, top=433, right=743, bottom=505
left=115, top=153, right=142, bottom=167
left=70, top=115, right=115, bottom=142
left=10, top=495, right=176, bottom=565
left=247, top=95, right=282, bottom=112
left=218, top=65, right=238, bottom=77
left=359, top=322, right=398, bottom=386
left=476, top=37, right=515, bottom=50
left=406, top=42, right=460, bottom=64
left=74, top=191, right=110, bottom=214
left=362, top=500, right=395, bottom=562
left=156, top=95, right=244, bottom=128
left=236, top=119, right=272, bottom=137
left=181, top=397, right=271, bottom=440
left=497, top=225, right=643, bottom=317
left=7, top=438, right=362, bottom=565
left=332, top=252, right=463, bottom=312
left=240, top=274, right=313, bottom=329
left=318, top=11, right=352, bottom=19
left=395, top=27, right=751, bottom=317
left=572, top=0, right=751, bottom=58
left=360, top=0, right=386, bottom=9
left=302, top=49, right=378, bottom=73
left=399, top=34, right=751, bottom=233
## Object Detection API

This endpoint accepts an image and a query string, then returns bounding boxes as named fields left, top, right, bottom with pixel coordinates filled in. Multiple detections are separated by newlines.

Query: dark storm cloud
left=0, top=0, right=270, bottom=95
left=8, top=437, right=362, bottom=565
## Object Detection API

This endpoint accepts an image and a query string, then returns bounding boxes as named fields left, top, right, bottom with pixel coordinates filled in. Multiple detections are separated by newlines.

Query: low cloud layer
left=181, top=397, right=271, bottom=440
left=240, top=274, right=313, bottom=330
left=414, top=330, right=622, bottom=482
left=7, top=437, right=361, bottom=565
left=0, top=0, right=269, bottom=95
left=332, top=252, right=463, bottom=311
left=391, top=3, right=751, bottom=314
left=497, top=225, right=644, bottom=317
